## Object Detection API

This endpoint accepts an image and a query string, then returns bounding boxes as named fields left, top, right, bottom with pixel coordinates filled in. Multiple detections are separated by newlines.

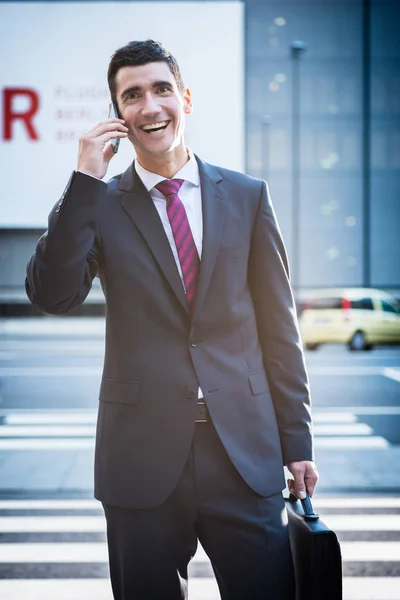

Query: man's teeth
left=142, top=122, right=168, bottom=132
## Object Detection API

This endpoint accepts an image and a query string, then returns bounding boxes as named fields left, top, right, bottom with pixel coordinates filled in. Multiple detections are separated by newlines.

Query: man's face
left=115, top=61, right=192, bottom=163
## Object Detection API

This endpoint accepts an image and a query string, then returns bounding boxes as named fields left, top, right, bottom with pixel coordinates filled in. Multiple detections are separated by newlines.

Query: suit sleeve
left=248, top=180, right=314, bottom=464
left=25, top=171, right=107, bottom=314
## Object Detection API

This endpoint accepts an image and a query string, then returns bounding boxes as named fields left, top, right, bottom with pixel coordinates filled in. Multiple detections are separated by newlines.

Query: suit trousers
left=103, top=418, right=295, bottom=600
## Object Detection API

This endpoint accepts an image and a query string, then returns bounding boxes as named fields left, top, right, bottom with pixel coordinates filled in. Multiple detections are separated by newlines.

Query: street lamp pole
left=290, top=40, right=306, bottom=293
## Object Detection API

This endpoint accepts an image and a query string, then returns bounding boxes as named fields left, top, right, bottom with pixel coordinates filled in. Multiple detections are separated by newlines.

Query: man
left=26, top=40, right=318, bottom=600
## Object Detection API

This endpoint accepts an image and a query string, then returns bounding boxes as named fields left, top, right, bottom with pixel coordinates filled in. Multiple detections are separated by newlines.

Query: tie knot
left=155, top=179, right=184, bottom=199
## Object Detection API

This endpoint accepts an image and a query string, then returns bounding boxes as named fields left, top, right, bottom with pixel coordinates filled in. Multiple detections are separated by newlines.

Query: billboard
left=0, top=1, right=244, bottom=227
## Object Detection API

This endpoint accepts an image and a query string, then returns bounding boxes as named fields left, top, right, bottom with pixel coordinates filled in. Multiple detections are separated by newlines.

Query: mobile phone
left=108, top=101, right=120, bottom=154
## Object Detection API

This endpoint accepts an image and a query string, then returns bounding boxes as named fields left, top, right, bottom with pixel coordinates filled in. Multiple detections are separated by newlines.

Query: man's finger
left=304, top=465, right=319, bottom=498
left=287, top=478, right=295, bottom=496
left=286, top=478, right=304, bottom=498
left=85, top=121, right=128, bottom=139
left=288, top=464, right=307, bottom=499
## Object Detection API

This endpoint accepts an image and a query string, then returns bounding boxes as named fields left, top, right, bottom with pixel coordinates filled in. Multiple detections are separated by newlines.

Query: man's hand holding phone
left=77, top=103, right=128, bottom=180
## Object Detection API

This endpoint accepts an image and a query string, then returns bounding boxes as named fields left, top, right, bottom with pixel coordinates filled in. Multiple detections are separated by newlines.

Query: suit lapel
left=193, top=158, right=227, bottom=318
left=118, top=163, right=189, bottom=315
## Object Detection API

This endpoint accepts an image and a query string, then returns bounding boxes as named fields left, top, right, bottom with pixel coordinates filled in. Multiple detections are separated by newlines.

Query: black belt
left=196, top=401, right=209, bottom=423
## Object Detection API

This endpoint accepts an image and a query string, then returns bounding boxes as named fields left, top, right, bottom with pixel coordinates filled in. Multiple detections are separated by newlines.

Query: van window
left=351, top=298, right=374, bottom=310
left=309, top=297, right=342, bottom=310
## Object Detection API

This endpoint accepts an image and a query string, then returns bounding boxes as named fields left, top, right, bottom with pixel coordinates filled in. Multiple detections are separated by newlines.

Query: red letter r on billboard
left=3, top=88, right=40, bottom=140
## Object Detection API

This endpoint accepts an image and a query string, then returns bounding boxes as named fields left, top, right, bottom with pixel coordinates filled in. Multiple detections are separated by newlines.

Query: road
left=0, top=317, right=399, bottom=599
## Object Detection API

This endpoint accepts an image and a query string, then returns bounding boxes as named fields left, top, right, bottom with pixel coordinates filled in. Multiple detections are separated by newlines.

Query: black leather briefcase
left=285, top=494, right=342, bottom=600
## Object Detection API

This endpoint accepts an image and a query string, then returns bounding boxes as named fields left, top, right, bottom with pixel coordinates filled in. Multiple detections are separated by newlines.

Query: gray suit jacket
left=26, top=156, right=313, bottom=508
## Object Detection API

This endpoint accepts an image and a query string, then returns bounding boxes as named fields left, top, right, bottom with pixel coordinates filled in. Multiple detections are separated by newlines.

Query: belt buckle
left=196, top=401, right=208, bottom=423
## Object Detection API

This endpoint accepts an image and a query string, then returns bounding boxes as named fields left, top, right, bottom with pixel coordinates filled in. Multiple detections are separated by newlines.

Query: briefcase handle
left=289, top=493, right=320, bottom=521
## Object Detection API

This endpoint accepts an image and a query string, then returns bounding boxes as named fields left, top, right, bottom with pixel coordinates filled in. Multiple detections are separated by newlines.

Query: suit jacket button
left=190, top=338, right=198, bottom=348
left=186, top=389, right=195, bottom=399
left=55, top=206, right=61, bottom=213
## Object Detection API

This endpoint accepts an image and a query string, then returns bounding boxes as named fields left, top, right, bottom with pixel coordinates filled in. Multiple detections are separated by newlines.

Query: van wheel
left=305, top=343, right=319, bottom=351
left=348, top=331, right=367, bottom=351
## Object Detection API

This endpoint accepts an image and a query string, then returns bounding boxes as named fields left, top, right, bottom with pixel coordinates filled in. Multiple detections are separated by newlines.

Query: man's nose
left=141, top=93, right=162, bottom=116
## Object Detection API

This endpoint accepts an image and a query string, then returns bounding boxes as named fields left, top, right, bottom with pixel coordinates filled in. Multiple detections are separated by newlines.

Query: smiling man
left=26, top=40, right=318, bottom=600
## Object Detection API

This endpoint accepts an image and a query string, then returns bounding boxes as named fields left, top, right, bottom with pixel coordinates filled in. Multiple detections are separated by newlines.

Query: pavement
left=0, top=317, right=400, bottom=498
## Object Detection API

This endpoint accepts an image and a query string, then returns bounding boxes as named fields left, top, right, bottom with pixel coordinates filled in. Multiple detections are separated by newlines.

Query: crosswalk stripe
left=0, top=579, right=223, bottom=600
left=314, top=407, right=400, bottom=415
left=4, top=413, right=97, bottom=425
left=0, top=543, right=108, bottom=562
left=313, top=497, right=400, bottom=509
left=0, top=580, right=116, bottom=600
left=323, top=515, right=400, bottom=530
left=0, top=517, right=105, bottom=532
left=313, top=412, right=357, bottom=422
left=0, top=426, right=96, bottom=437
left=1, top=497, right=400, bottom=510
left=4, top=411, right=363, bottom=425
left=313, top=423, right=373, bottom=435
left=383, top=367, right=400, bottom=383
left=2, top=406, right=400, bottom=418
left=0, top=498, right=398, bottom=599
left=0, top=366, right=398, bottom=378
left=0, top=409, right=393, bottom=450
left=0, top=345, right=104, bottom=357
left=314, top=436, right=388, bottom=448
left=343, top=578, right=400, bottom=600
left=0, top=500, right=100, bottom=510
left=0, top=542, right=208, bottom=564
left=308, top=366, right=387, bottom=375
left=0, top=423, right=375, bottom=438
left=0, top=367, right=100, bottom=377
left=342, top=542, right=400, bottom=561
left=0, top=579, right=399, bottom=600
left=1, top=513, right=399, bottom=533
left=0, top=540, right=399, bottom=563
left=0, top=436, right=390, bottom=450
left=0, top=439, right=94, bottom=450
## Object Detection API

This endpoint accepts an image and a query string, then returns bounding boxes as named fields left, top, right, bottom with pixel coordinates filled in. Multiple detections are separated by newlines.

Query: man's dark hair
left=108, top=40, right=185, bottom=103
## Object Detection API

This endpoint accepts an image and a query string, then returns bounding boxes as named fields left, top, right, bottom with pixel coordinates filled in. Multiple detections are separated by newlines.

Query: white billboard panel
left=0, top=1, right=244, bottom=227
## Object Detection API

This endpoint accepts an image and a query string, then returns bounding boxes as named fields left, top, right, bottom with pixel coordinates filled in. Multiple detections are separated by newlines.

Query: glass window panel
left=246, top=0, right=365, bottom=290
left=370, top=1, right=400, bottom=288
left=351, top=298, right=374, bottom=311
left=382, top=300, right=397, bottom=315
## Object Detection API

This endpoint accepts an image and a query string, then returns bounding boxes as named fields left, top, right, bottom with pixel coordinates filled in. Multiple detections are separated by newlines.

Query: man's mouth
left=140, top=121, right=170, bottom=134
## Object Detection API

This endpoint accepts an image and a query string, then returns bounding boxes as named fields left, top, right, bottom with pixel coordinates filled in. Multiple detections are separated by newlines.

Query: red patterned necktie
left=155, top=179, right=200, bottom=312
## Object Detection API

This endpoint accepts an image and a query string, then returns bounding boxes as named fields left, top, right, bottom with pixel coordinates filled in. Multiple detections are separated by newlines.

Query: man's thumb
left=287, top=478, right=306, bottom=499
left=103, top=143, right=116, bottom=165
left=292, top=478, right=307, bottom=499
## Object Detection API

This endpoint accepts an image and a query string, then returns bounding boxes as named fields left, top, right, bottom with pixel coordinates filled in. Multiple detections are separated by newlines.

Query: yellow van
left=300, top=287, right=400, bottom=351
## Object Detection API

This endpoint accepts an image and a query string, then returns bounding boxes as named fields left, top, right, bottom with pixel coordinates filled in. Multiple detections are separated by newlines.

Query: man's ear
left=183, top=88, right=193, bottom=115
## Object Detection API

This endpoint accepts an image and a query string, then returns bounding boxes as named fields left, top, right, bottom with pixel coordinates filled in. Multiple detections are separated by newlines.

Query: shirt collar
left=134, top=148, right=200, bottom=192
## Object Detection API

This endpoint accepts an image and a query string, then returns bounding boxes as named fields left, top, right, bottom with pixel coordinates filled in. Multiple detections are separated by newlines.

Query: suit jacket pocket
left=248, top=370, right=269, bottom=396
left=100, top=378, right=140, bottom=406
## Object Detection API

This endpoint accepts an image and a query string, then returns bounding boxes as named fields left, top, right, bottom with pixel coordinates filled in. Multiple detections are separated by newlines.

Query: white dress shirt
left=135, top=149, right=204, bottom=399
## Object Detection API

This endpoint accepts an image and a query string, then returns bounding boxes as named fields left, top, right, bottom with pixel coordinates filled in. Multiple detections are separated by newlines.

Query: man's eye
left=126, top=93, right=139, bottom=100
left=158, top=86, right=170, bottom=93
